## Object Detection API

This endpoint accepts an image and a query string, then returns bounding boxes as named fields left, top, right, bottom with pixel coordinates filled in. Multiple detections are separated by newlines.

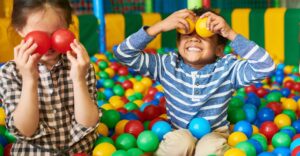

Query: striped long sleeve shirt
left=114, top=27, right=275, bottom=129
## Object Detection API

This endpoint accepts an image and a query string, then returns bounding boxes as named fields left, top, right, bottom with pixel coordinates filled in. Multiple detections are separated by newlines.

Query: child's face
left=177, top=31, right=223, bottom=69
left=17, top=6, right=67, bottom=64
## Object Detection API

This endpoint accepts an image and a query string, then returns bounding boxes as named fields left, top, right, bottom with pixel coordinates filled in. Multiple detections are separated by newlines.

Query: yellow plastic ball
left=115, top=119, right=129, bottom=135
left=96, top=123, right=109, bottom=136
left=109, top=96, right=121, bottom=103
left=125, top=89, right=135, bottom=97
left=94, top=54, right=108, bottom=61
left=268, top=144, right=274, bottom=152
left=224, top=148, right=246, bottom=156
left=141, top=77, right=153, bottom=89
left=156, top=85, right=164, bottom=92
left=284, top=65, right=293, bottom=74
left=252, top=125, right=259, bottom=135
left=101, top=103, right=115, bottom=110
left=195, top=17, right=214, bottom=37
left=110, top=99, right=125, bottom=109
left=133, top=82, right=146, bottom=94
left=177, top=18, right=195, bottom=34
left=93, top=143, right=116, bottom=156
left=133, top=100, right=144, bottom=107
left=274, top=114, right=291, bottom=128
left=92, top=63, right=100, bottom=73
left=129, top=78, right=137, bottom=84
left=228, top=132, right=248, bottom=147
left=0, top=108, right=5, bottom=125
left=105, top=67, right=115, bottom=78
left=159, top=114, right=168, bottom=120
left=282, top=98, right=298, bottom=111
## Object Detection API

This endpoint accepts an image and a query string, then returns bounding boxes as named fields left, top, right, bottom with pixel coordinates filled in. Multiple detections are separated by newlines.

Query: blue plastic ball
left=154, top=92, right=164, bottom=100
left=188, top=117, right=211, bottom=139
left=151, top=121, right=172, bottom=141
left=280, top=88, right=291, bottom=97
left=292, top=120, right=300, bottom=133
left=247, top=139, right=263, bottom=154
left=233, top=120, right=253, bottom=138
left=273, top=147, right=290, bottom=156
left=257, top=107, right=275, bottom=122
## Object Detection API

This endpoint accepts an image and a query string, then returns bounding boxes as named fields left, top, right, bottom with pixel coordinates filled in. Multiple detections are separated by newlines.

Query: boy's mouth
left=186, top=46, right=203, bottom=53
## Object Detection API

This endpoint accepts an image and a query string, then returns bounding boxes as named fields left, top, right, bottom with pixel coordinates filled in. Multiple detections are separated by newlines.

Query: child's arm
left=202, top=12, right=275, bottom=88
left=114, top=9, right=195, bottom=80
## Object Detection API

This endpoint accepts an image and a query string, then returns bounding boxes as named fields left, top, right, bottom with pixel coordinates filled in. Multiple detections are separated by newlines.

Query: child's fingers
left=178, top=18, right=189, bottom=33
left=19, top=38, right=34, bottom=58
left=21, top=43, right=38, bottom=63
left=27, top=53, right=41, bottom=66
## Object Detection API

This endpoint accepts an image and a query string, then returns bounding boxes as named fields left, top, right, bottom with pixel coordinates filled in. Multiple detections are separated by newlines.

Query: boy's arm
left=114, top=27, right=162, bottom=81
left=229, top=35, right=275, bottom=88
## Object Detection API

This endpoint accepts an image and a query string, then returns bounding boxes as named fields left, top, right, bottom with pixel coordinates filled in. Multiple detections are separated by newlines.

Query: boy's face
left=177, top=31, right=223, bottom=69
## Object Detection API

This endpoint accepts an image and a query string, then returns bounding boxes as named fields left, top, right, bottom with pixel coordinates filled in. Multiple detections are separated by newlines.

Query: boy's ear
left=215, top=44, right=225, bottom=58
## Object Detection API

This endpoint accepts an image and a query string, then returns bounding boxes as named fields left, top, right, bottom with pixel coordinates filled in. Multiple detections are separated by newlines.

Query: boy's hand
left=14, top=39, right=41, bottom=82
left=200, top=12, right=237, bottom=41
left=66, top=39, right=90, bottom=82
left=147, top=9, right=196, bottom=36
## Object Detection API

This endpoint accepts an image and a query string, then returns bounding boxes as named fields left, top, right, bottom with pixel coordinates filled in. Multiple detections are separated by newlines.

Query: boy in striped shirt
left=114, top=8, right=275, bottom=156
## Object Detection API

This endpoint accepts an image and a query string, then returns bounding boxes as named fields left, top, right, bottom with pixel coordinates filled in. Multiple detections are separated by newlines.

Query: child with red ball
left=0, top=0, right=100, bottom=155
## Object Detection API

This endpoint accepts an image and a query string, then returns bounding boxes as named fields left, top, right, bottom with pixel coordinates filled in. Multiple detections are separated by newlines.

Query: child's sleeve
left=0, top=63, right=46, bottom=140
left=228, top=35, right=275, bottom=89
left=113, top=27, right=163, bottom=81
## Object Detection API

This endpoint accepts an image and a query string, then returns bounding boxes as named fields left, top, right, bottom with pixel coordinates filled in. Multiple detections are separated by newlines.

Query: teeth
left=187, top=47, right=201, bottom=52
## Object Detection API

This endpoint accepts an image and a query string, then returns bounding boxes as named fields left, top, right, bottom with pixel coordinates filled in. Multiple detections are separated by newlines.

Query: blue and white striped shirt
left=114, top=27, right=275, bottom=129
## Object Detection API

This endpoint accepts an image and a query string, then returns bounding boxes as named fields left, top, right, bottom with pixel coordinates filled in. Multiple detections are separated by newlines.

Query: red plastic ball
left=245, top=85, right=256, bottom=94
left=266, top=102, right=283, bottom=115
left=122, top=80, right=133, bottom=90
left=256, top=87, right=268, bottom=98
left=143, top=105, right=162, bottom=121
left=294, top=83, right=300, bottom=92
left=131, top=109, right=145, bottom=121
left=147, top=88, right=158, bottom=97
left=120, top=96, right=129, bottom=104
left=284, top=80, right=295, bottom=90
left=292, top=146, right=300, bottom=156
left=110, top=62, right=122, bottom=71
left=4, top=143, right=12, bottom=156
left=124, top=120, right=144, bottom=138
left=143, top=95, right=154, bottom=103
left=24, top=31, right=51, bottom=55
left=259, top=121, right=279, bottom=142
left=118, top=66, right=129, bottom=76
left=293, top=134, right=300, bottom=141
left=51, top=28, right=75, bottom=53
left=117, top=108, right=128, bottom=114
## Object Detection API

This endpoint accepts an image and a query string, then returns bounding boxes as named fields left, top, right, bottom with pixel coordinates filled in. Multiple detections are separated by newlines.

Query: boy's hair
left=11, top=0, right=73, bottom=30
left=176, top=8, right=228, bottom=46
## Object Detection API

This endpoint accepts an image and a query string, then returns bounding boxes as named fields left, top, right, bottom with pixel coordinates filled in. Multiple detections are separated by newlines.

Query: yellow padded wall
left=232, top=9, right=251, bottom=39
left=105, top=14, right=125, bottom=51
left=141, top=13, right=162, bottom=49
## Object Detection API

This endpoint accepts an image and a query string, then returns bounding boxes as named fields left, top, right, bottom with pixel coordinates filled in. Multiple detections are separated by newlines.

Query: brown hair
left=177, top=8, right=228, bottom=46
left=11, top=0, right=73, bottom=30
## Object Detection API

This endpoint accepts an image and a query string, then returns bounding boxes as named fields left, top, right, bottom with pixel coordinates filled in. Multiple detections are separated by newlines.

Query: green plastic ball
left=115, top=133, right=137, bottom=150
left=251, top=134, right=268, bottom=151
left=266, top=92, right=282, bottom=103
left=113, top=85, right=125, bottom=96
left=137, top=131, right=159, bottom=152
left=124, top=102, right=139, bottom=111
left=112, top=150, right=129, bottom=156
left=94, top=136, right=114, bottom=147
left=235, top=141, right=256, bottom=156
left=127, top=148, right=144, bottom=156
left=98, top=61, right=108, bottom=70
left=100, top=110, right=121, bottom=129
left=271, top=132, right=291, bottom=148
left=227, top=108, right=246, bottom=124
left=103, top=79, right=115, bottom=88
left=282, top=109, right=297, bottom=121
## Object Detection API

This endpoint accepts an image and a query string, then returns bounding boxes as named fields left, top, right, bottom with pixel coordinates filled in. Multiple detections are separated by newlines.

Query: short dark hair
left=177, top=8, right=228, bottom=46
left=11, top=0, right=73, bottom=30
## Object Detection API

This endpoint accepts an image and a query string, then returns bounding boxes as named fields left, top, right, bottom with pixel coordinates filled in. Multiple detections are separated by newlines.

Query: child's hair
left=11, top=0, right=73, bottom=30
left=177, top=8, right=228, bottom=46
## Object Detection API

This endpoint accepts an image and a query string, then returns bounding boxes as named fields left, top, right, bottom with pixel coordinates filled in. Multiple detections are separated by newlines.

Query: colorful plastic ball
left=266, top=102, right=283, bottom=115
left=229, top=97, right=244, bottom=108
left=4, top=144, right=12, bottom=156
left=154, top=92, right=164, bottom=100
left=93, top=143, right=116, bottom=156
left=98, top=60, right=108, bottom=70
left=100, top=110, right=121, bottom=129
left=227, top=108, right=246, bottom=124
left=177, top=17, right=195, bottom=34
left=233, top=120, right=253, bottom=138
left=282, top=98, right=298, bottom=111
left=195, top=17, right=214, bottom=37
left=96, top=123, right=109, bottom=137
left=188, top=117, right=211, bottom=139
left=246, top=93, right=261, bottom=107
left=99, top=71, right=110, bottom=79
left=103, top=88, right=114, bottom=100
left=256, top=87, right=269, bottom=98
left=103, top=79, right=115, bottom=88
left=118, top=66, right=129, bottom=76
left=271, top=132, right=291, bottom=148
left=141, top=77, right=153, bottom=88
left=281, top=88, right=291, bottom=97
left=292, top=120, right=300, bottom=133
left=151, top=121, right=172, bottom=141
left=284, top=80, right=295, bottom=90
left=122, top=112, right=139, bottom=120
left=112, top=150, right=128, bottom=156
left=228, top=132, right=248, bottom=147
left=94, top=136, right=114, bottom=147
left=245, top=85, right=257, bottom=94
left=124, top=120, right=144, bottom=138
left=224, top=148, right=246, bottom=156
left=282, top=109, right=297, bottom=121
left=258, top=107, right=275, bottom=122
left=259, top=121, right=279, bottom=141
left=137, top=131, right=159, bottom=152
left=252, top=125, right=259, bottom=135
left=280, top=128, right=295, bottom=138
left=133, top=82, right=146, bottom=94
left=127, top=148, right=144, bottom=156
left=290, top=138, right=300, bottom=151
left=274, top=114, right=291, bottom=128
left=273, top=147, right=290, bottom=156
left=131, top=109, right=145, bottom=121
left=101, top=103, right=114, bottom=110
left=124, top=102, right=139, bottom=111
left=122, top=80, right=133, bottom=90
left=147, top=87, right=158, bottom=97
left=235, top=141, right=256, bottom=156
left=266, top=92, right=282, bottom=103
left=243, top=104, right=257, bottom=123
left=143, top=105, right=162, bottom=121
left=115, top=133, right=137, bottom=150
left=292, top=146, right=300, bottom=156
left=115, top=120, right=129, bottom=135
left=251, top=134, right=268, bottom=151
left=247, top=139, right=263, bottom=154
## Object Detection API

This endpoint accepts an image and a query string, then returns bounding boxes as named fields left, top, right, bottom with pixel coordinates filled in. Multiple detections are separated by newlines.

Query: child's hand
left=147, top=9, right=196, bottom=36
left=200, top=12, right=237, bottom=40
left=66, top=39, right=90, bottom=82
left=14, top=39, right=41, bottom=81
